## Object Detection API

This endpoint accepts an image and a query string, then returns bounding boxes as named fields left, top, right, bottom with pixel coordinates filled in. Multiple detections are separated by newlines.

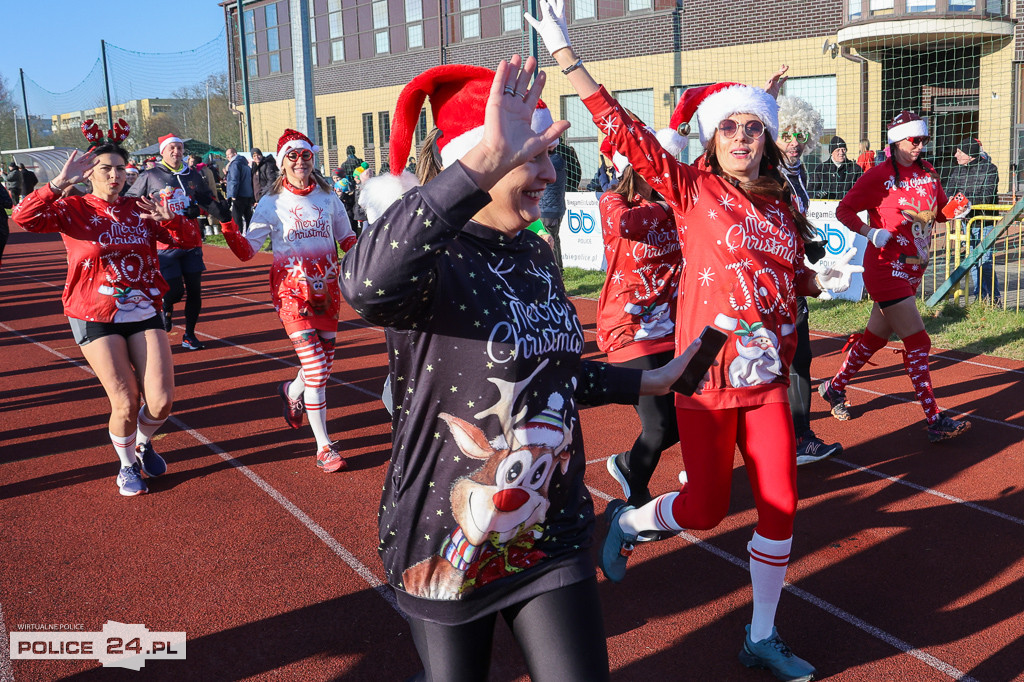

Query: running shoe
left=136, top=441, right=167, bottom=477
left=278, top=381, right=306, bottom=429
left=606, top=453, right=632, bottom=501
left=795, top=433, right=842, bottom=467
left=181, top=333, right=205, bottom=351
left=162, top=313, right=173, bottom=333
left=738, top=625, right=816, bottom=682
left=316, top=443, right=348, bottom=473
left=598, top=500, right=637, bottom=583
left=116, top=462, right=148, bottom=497
left=927, top=413, right=971, bottom=443
left=817, top=379, right=852, bottom=421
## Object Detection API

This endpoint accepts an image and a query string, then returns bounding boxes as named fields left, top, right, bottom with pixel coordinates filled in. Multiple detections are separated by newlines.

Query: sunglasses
left=285, top=149, right=314, bottom=161
left=718, top=119, right=765, bottom=140
left=906, top=136, right=930, bottom=147
left=779, top=130, right=810, bottom=144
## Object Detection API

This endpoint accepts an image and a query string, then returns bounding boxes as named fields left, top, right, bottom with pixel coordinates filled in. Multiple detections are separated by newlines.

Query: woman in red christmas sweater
left=221, top=129, right=357, bottom=473
left=817, top=111, right=971, bottom=442
left=528, top=3, right=859, bottom=680
left=597, top=134, right=683, bottom=510
left=13, top=126, right=194, bottom=497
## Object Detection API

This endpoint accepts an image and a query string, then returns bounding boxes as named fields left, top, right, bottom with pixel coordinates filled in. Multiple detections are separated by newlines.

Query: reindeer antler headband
left=80, top=118, right=131, bottom=150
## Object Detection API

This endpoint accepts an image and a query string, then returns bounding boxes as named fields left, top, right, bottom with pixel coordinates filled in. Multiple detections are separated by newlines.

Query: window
left=379, top=111, right=392, bottom=145
left=627, top=0, right=651, bottom=11
left=363, top=113, right=375, bottom=146
left=906, top=0, right=935, bottom=11
left=315, top=118, right=323, bottom=146
left=502, top=2, right=521, bottom=32
left=612, top=88, right=654, bottom=129
left=263, top=2, right=283, bottom=74
left=574, top=0, right=595, bottom=20
left=373, top=0, right=390, bottom=53
left=308, top=0, right=317, bottom=66
left=326, top=116, right=337, bottom=148
left=781, top=76, right=837, bottom=131
left=328, top=0, right=344, bottom=61
left=243, top=9, right=258, bottom=76
left=561, top=94, right=600, bottom=183
left=869, top=0, right=894, bottom=14
left=407, top=0, right=424, bottom=48
left=671, top=85, right=709, bottom=163
left=269, top=53, right=281, bottom=72
left=414, top=109, right=429, bottom=146
left=848, top=0, right=862, bottom=20
left=462, top=0, right=480, bottom=39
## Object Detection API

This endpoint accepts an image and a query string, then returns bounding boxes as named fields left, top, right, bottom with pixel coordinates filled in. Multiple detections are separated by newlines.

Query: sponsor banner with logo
left=559, top=192, right=605, bottom=271
left=806, top=200, right=867, bottom=302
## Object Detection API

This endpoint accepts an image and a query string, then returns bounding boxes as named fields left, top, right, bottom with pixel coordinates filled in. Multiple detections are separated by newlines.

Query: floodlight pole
left=19, top=69, right=32, bottom=148
left=206, top=81, right=213, bottom=145
left=101, top=40, right=114, bottom=132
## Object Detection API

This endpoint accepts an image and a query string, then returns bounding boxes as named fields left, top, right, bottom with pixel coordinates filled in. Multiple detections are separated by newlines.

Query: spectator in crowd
left=587, top=156, right=618, bottom=192
left=6, top=163, right=23, bottom=204
left=339, top=144, right=362, bottom=181
left=19, top=164, right=38, bottom=196
left=945, top=137, right=1001, bottom=304
left=250, top=147, right=279, bottom=199
left=0, top=181, right=11, bottom=268
left=144, top=157, right=157, bottom=171
left=225, top=148, right=255, bottom=233
left=121, top=166, right=139, bottom=196
left=352, top=163, right=371, bottom=233
left=856, top=139, right=876, bottom=173
left=539, top=132, right=571, bottom=270
left=809, top=135, right=861, bottom=199
left=405, top=155, right=416, bottom=174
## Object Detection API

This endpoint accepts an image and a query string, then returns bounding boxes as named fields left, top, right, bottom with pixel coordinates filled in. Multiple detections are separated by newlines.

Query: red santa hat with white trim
left=359, top=64, right=556, bottom=224
left=887, top=110, right=927, bottom=143
left=277, top=128, right=320, bottom=158
left=158, top=133, right=184, bottom=154
left=656, top=82, right=778, bottom=157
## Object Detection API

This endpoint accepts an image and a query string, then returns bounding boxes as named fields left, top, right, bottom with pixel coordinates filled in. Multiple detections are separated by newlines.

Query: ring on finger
left=515, top=90, right=527, bottom=100
left=503, top=86, right=516, bottom=96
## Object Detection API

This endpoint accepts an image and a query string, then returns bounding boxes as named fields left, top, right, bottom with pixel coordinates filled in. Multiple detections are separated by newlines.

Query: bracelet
left=49, top=181, right=63, bottom=193
left=561, top=57, right=583, bottom=75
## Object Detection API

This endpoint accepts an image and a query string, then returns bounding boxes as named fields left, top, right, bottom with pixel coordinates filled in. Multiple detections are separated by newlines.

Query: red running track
left=1, top=226, right=1023, bottom=682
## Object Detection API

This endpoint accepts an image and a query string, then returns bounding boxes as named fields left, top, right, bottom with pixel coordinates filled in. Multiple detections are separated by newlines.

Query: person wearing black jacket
left=250, top=148, right=279, bottom=199
left=127, top=134, right=229, bottom=350
left=6, top=163, right=23, bottom=204
left=0, top=182, right=12, bottom=267
left=19, top=164, right=38, bottom=196
left=945, top=137, right=1001, bottom=303
left=808, top=136, right=861, bottom=200
left=338, top=145, right=362, bottom=181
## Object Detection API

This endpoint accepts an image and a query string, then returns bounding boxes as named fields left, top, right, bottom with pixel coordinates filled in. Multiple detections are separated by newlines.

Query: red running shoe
left=278, top=381, right=305, bottom=429
left=316, top=443, right=348, bottom=473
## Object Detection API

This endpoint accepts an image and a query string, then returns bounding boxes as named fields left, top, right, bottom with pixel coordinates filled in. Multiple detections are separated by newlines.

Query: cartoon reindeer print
left=900, top=198, right=936, bottom=267
left=299, top=260, right=339, bottom=315
left=401, top=359, right=574, bottom=600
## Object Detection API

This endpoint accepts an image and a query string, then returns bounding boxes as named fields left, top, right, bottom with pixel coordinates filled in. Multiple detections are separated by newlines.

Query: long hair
left=416, top=128, right=443, bottom=185
left=609, top=166, right=649, bottom=202
left=703, top=131, right=816, bottom=243
left=269, top=162, right=333, bottom=195
left=887, top=142, right=939, bottom=186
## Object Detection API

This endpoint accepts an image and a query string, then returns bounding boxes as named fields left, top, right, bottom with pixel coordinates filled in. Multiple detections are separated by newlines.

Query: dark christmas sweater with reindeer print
left=340, top=163, right=641, bottom=624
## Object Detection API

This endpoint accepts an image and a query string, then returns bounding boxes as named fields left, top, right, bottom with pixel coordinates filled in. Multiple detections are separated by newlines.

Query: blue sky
left=1, top=1, right=227, bottom=94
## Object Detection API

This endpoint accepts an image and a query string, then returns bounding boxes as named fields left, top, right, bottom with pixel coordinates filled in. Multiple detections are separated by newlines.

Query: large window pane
left=627, top=0, right=651, bottom=11
left=613, top=89, right=654, bottom=129
left=463, top=13, right=480, bottom=38
left=243, top=9, right=255, bottom=32
left=329, top=12, right=343, bottom=38
left=574, top=0, right=595, bottom=19
left=373, top=0, right=389, bottom=28
left=782, top=76, right=837, bottom=130
left=328, top=0, right=342, bottom=11
left=269, top=53, right=281, bottom=73
left=245, top=33, right=257, bottom=54
left=375, top=30, right=390, bottom=53
left=848, top=0, right=862, bottom=20
left=331, top=39, right=345, bottom=61
left=502, top=5, right=521, bottom=32
left=267, top=27, right=279, bottom=52
left=326, top=117, right=337, bottom=148
left=379, top=111, right=391, bottom=144
left=362, top=112, right=374, bottom=146
left=408, top=24, right=424, bottom=48
left=907, top=0, right=935, bottom=11
left=265, top=3, right=278, bottom=26
left=406, top=0, right=423, bottom=22
left=461, top=0, right=480, bottom=9
left=562, top=94, right=600, bottom=181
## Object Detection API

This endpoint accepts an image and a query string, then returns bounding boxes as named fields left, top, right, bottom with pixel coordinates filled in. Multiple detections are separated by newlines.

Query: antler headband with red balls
left=80, top=118, right=131, bottom=150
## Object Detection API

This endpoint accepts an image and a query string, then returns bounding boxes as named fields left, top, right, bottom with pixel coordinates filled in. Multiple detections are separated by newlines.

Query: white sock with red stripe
left=618, top=492, right=684, bottom=537
left=136, top=406, right=166, bottom=446
left=290, top=331, right=332, bottom=450
left=748, top=532, right=792, bottom=642
left=287, top=371, right=305, bottom=401
left=110, top=431, right=137, bottom=468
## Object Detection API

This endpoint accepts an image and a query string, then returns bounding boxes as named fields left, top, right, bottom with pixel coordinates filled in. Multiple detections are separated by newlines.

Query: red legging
left=673, top=402, right=797, bottom=541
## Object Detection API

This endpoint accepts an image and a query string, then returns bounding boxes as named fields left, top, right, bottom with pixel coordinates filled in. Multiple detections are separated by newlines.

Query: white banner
left=806, top=200, right=868, bottom=302
left=559, top=192, right=605, bottom=271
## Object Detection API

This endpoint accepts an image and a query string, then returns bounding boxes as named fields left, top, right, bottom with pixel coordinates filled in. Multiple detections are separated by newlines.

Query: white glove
left=953, top=201, right=972, bottom=221
left=810, top=246, right=864, bottom=294
left=525, top=0, right=571, bottom=57
left=867, top=227, right=891, bottom=248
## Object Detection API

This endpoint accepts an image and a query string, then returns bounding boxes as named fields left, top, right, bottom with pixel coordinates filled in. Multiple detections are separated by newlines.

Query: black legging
left=406, top=577, right=609, bottom=682
left=787, top=296, right=812, bottom=437
left=163, top=271, right=203, bottom=336
left=617, top=350, right=679, bottom=504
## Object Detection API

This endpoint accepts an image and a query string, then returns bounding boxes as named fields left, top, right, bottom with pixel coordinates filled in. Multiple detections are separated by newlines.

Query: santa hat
left=600, top=136, right=630, bottom=174
left=513, top=393, right=566, bottom=449
left=359, top=64, right=556, bottom=224
left=656, top=82, right=778, bottom=156
left=158, top=134, right=183, bottom=154
left=277, top=128, right=320, bottom=158
left=887, top=110, right=927, bottom=143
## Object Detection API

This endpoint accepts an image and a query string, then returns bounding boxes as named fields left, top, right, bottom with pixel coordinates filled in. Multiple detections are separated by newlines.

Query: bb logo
left=567, top=210, right=596, bottom=234
left=815, top=222, right=847, bottom=256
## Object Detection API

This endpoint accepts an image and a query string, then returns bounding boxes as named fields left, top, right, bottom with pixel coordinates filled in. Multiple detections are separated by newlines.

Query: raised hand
left=764, top=64, right=789, bottom=99
left=524, top=0, right=570, bottom=57
left=136, top=196, right=174, bottom=223
left=813, top=246, right=864, bottom=293
left=52, top=150, right=95, bottom=190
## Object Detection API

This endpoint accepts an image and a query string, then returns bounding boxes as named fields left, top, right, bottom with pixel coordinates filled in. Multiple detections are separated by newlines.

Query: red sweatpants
left=673, top=402, right=797, bottom=541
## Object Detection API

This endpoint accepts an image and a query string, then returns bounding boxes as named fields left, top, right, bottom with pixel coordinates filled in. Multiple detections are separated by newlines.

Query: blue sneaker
left=116, top=462, right=148, bottom=497
left=136, top=441, right=167, bottom=477
left=598, top=500, right=637, bottom=583
left=739, top=625, right=816, bottom=682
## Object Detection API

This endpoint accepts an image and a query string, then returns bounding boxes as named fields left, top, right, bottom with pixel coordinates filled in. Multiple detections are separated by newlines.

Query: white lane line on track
left=587, top=485, right=980, bottom=682
left=0, top=601, right=14, bottom=682
left=0, top=322, right=403, bottom=622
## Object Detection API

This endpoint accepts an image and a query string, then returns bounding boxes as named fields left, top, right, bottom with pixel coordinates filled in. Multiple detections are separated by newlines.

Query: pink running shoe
left=278, top=381, right=305, bottom=429
left=316, top=443, right=348, bottom=473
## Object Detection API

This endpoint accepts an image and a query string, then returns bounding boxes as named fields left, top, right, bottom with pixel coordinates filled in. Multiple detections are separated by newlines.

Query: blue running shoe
left=738, top=625, right=816, bottom=682
left=136, top=442, right=167, bottom=477
left=116, top=462, right=148, bottom=497
left=598, top=500, right=637, bottom=583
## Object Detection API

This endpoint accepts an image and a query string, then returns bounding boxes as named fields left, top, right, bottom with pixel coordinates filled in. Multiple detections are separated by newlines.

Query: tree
left=0, top=73, right=21, bottom=154
left=170, top=73, right=239, bottom=151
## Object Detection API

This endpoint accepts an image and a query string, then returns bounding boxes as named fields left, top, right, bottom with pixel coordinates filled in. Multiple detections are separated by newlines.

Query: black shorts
left=158, top=247, right=206, bottom=280
left=878, top=296, right=912, bottom=309
left=69, top=313, right=165, bottom=346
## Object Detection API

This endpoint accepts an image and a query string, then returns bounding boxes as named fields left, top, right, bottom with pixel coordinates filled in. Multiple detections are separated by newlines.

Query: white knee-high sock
left=110, top=431, right=137, bottom=468
left=618, top=492, right=684, bottom=537
left=288, top=370, right=305, bottom=401
left=748, top=532, right=792, bottom=642
left=136, top=406, right=166, bottom=446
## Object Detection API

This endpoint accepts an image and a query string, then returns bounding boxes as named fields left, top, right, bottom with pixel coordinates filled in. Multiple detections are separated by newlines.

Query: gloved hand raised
left=524, top=0, right=571, bottom=57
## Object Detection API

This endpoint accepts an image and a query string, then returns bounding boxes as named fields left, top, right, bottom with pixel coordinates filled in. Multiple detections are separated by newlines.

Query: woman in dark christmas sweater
left=341, top=57, right=699, bottom=681
left=817, top=111, right=972, bottom=442
left=13, top=135, right=194, bottom=497
left=221, top=129, right=357, bottom=473
left=528, top=4, right=861, bottom=680
left=596, top=134, right=683, bottom=510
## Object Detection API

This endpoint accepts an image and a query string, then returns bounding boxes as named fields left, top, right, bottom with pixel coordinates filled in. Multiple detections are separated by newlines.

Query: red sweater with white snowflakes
left=596, top=191, right=681, bottom=362
left=584, top=86, right=817, bottom=409
left=836, top=160, right=951, bottom=301
left=222, top=184, right=356, bottom=333
left=13, top=184, right=193, bottom=323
